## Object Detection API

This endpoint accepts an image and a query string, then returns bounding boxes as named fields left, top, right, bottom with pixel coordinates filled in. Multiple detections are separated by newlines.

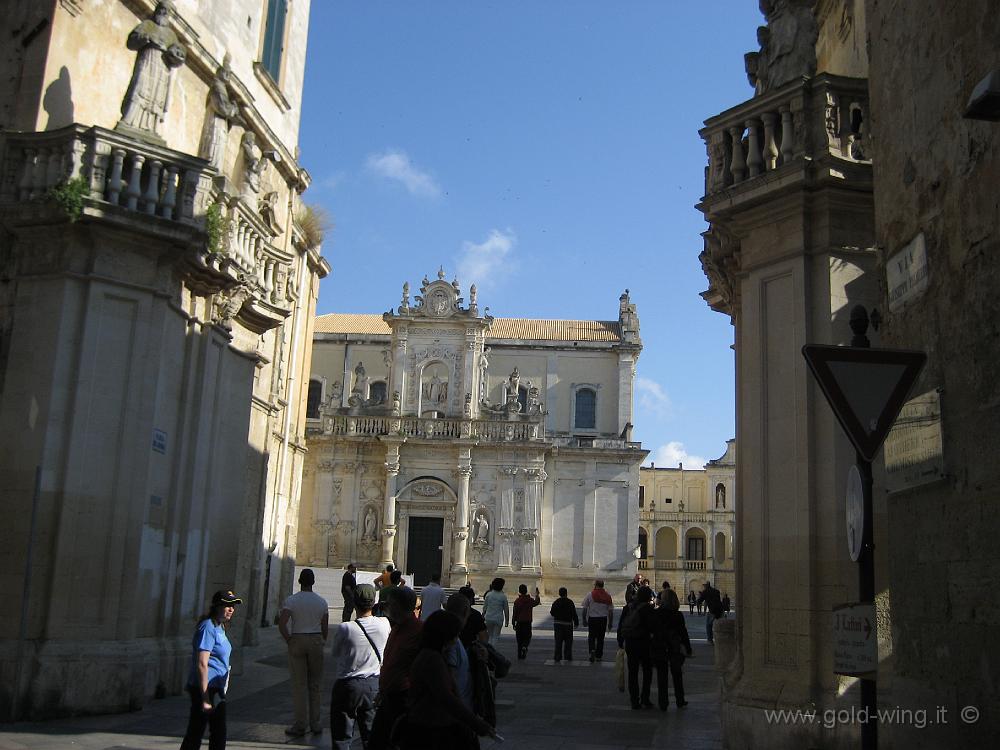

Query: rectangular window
left=687, top=537, right=705, bottom=561
left=639, top=486, right=645, bottom=507
left=574, top=388, right=596, bottom=430
left=261, top=0, right=287, bottom=82
left=663, top=497, right=672, bottom=504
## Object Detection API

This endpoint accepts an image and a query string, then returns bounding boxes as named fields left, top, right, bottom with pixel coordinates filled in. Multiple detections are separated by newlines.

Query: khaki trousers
left=288, top=633, right=325, bottom=732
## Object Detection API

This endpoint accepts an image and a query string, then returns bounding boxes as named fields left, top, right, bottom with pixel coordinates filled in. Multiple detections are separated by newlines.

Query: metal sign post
left=802, top=306, right=927, bottom=750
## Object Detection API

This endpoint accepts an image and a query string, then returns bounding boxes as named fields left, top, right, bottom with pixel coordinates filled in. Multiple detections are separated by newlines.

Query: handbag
left=614, top=648, right=626, bottom=693
left=484, top=642, right=511, bottom=679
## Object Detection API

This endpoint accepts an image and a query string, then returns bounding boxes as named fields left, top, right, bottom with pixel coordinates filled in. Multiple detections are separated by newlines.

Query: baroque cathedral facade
left=299, top=271, right=648, bottom=595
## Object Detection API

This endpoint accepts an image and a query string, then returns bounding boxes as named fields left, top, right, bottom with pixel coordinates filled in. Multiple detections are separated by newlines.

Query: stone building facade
left=0, top=0, right=327, bottom=720
left=298, top=272, right=647, bottom=597
left=699, top=0, right=998, bottom=746
left=637, top=441, right=736, bottom=600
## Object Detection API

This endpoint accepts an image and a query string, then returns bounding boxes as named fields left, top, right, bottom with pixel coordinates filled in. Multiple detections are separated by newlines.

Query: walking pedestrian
left=278, top=569, right=329, bottom=737
left=582, top=579, right=615, bottom=662
left=550, top=587, right=579, bottom=663
left=402, top=611, right=496, bottom=749
left=618, top=587, right=656, bottom=710
left=650, top=589, right=693, bottom=709
left=369, top=586, right=422, bottom=750
left=419, top=572, right=446, bottom=621
left=329, top=583, right=390, bottom=750
left=512, top=584, right=541, bottom=659
left=180, top=589, right=241, bottom=750
left=341, top=563, right=357, bottom=622
left=697, top=581, right=724, bottom=643
left=446, top=593, right=498, bottom=730
left=482, top=578, right=509, bottom=645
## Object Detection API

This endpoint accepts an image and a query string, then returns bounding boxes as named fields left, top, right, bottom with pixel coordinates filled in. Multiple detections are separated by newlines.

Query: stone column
left=381, top=442, right=401, bottom=566
left=496, top=467, right=517, bottom=570
left=581, top=477, right=598, bottom=568
left=522, top=468, right=545, bottom=569
left=617, top=353, right=636, bottom=435
left=452, top=448, right=472, bottom=573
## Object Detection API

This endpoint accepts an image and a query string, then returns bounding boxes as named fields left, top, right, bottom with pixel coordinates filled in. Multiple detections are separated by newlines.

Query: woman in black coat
left=650, top=590, right=693, bottom=710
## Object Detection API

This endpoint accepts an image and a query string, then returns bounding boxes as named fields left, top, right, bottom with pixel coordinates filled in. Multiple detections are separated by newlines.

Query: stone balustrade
left=321, top=414, right=545, bottom=442
left=700, top=73, right=871, bottom=197
left=640, top=511, right=723, bottom=523
left=550, top=436, right=643, bottom=450
left=0, top=124, right=212, bottom=224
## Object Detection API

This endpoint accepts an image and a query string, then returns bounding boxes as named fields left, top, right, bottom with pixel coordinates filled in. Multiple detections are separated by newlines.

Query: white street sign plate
left=833, top=602, right=877, bottom=676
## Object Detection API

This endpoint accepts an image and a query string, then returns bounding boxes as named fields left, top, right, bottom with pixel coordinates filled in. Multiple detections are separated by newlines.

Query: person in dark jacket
left=697, top=581, right=725, bottom=643
left=651, top=589, right=693, bottom=709
left=617, top=586, right=657, bottom=709
left=549, top=587, right=579, bottom=663
left=402, top=611, right=495, bottom=750
left=511, top=585, right=541, bottom=659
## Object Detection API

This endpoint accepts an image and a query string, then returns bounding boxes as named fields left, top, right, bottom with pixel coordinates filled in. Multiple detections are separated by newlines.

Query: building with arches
left=637, top=441, right=736, bottom=600
left=298, top=270, right=647, bottom=595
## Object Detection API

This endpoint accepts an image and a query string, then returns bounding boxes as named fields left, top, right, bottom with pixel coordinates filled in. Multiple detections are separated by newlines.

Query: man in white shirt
left=329, top=583, right=390, bottom=750
left=279, top=568, right=329, bottom=737
left=418, top=572, right=447, bottom=621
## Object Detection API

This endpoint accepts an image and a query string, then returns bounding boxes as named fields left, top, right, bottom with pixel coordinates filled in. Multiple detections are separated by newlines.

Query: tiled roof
left=314, top=314, right=621, bottom=342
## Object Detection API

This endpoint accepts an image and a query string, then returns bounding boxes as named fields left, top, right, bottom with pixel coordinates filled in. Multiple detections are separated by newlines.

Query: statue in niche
left=474, top=512, right=490, bottom=545
left=422, top=366, right=448, bottom=405
left=363, top=507, right=378, bottom=542
left=716, top=484, right=726, bottom=509
left=199, top=55, right=244, bottom=170
left=118, top=0, right=186, bottom=141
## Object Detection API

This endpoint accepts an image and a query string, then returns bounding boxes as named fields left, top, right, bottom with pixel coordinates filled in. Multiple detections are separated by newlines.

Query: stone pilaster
left=381, top=442, right=401, bottom=566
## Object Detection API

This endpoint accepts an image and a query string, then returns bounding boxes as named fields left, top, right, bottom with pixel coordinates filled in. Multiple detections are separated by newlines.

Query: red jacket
left=512, top=592, right=541, bottom=624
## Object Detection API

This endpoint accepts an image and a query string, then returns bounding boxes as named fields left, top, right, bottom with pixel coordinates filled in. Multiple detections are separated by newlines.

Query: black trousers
left=368, top=689, right=406, bottom=750
left=514, top=621, right=532, bottom=656
left=553, top=624, right=574, bottom=661
left=180, top=686, right=226, bottom=750
left=625, top=642, right=652, bottom=707
left=587, top=616, right=608, bottom=658
left=653, top=655, right=686, bottom=708
left=342, top=593, right=355, bottom=622
left=330, top=675, right=379, bottom=750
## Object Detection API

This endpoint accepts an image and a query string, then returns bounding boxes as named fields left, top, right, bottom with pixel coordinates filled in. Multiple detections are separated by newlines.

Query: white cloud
left=636, top=377, right=672, bottom=418
left=456, top=229, right=517, bottom=289
left=365, top=149, right=440, bottom=197
left=652, top=441, right=707, bottom=470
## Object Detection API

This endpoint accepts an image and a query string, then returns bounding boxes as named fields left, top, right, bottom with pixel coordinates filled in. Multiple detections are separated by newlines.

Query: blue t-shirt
left=444, top=640, right=473, bottom=710
left=187, top=619, right=232, bottom=692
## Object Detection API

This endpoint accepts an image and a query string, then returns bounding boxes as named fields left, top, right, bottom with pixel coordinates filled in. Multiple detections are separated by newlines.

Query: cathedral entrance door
left=407, top=516, right=444, bottom=586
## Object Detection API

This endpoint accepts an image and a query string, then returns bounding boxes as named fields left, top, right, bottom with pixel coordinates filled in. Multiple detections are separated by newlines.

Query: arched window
left=574, top=388, right=596, bottom=430
left=517, top=386, right=528, bottom=413
left=306, top=379, right=322, bottom=419
left=369, top=381, right=387, bottom=405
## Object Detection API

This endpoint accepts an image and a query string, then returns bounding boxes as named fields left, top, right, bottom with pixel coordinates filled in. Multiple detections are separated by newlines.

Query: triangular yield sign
left=802, top=345, right=927, bottom=462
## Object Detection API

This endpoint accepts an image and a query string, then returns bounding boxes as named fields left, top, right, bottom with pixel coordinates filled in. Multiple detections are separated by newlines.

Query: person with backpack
left=650, top=589, right=693, bottom=709
left=617, top=586, right=657, bottom=709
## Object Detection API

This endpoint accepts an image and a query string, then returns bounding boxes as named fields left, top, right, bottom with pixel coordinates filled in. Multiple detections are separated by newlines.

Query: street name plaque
left=884, top=389, right=944, bottom=493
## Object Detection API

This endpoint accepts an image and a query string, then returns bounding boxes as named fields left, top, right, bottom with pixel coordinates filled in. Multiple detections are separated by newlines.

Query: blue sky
left=299, top=1, right=763, bottom=468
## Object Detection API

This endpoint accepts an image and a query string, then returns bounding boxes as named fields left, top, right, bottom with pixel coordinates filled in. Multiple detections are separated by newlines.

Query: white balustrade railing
left=1, top=124, right=212, bottom=224
left=327, top=414, right=544, bottom=442
left=701, top=73, right=870, bottom=197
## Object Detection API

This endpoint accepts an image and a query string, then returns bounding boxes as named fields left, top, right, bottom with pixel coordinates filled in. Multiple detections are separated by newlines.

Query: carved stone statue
left=363, top=507, right=378, bottom=541
left=757, top=0, right=817, bottom=93
left=199, top=56, right=243, bottom=169
left=508, top=368, right=520, bottom=396
left=464, top=392, right=473, bottom=418
left=118, top=1, right=186, bottom=142
left=474, top=512, right=490, bottom=544
left=352, top=362, right=368, bottom=398
left=716, top=484, right=727, bottom=509
left=241, top=131, right=267, bottom=193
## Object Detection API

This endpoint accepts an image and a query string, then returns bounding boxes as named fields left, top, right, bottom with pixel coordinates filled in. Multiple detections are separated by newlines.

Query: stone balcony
left=0, top=124, right=294, bottom=332
left=698, top=73, right=871, bottom=214
left=639, top=509, right=733, bottom=523
left=314, top=413, right=547, bottom=443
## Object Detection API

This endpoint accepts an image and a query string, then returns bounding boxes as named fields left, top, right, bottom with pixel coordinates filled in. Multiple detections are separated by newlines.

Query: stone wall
left=865, top=0, right=1000, bottom=744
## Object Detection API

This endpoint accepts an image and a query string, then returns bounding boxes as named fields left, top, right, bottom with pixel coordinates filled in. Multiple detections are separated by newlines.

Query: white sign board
left=884, top=389, right=944, bottom=493
left=833, top=602, right=877, bottom=676
left=887, top=233, right=929, bottom=312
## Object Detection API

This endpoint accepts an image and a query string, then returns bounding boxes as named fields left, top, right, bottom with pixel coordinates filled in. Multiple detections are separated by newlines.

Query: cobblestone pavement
left=0, top=613, right=722, bottom=750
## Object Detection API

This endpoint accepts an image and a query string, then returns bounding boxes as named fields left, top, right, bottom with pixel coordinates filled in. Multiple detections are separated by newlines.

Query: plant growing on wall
left=205, top=201, right=225, bottom=254
left=46, top=177, right=90, bottom=222
left=296, top=203, right=331, bottom=251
